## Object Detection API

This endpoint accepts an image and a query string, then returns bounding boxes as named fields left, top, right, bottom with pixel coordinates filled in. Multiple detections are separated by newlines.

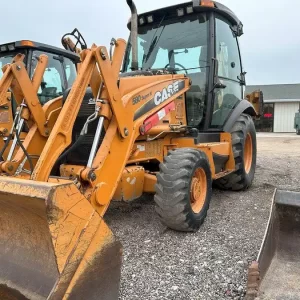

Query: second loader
left=0, top=0, right=261, bottom=299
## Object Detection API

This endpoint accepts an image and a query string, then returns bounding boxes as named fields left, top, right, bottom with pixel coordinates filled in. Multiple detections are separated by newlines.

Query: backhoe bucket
left=246, top=189, right=300, bottom=300
left=0, top=177, right=121, bottom=300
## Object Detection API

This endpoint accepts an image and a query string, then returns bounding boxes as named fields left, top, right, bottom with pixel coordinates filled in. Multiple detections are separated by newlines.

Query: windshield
left=0, top=50, right=76, bottom=106
left=124, top=13, right=208, bottom=74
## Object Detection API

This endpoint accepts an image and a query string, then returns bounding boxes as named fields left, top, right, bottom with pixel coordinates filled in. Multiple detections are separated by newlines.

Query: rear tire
left=215, top=113, right=257, bottom=191
left=154, top=148, right=212, bottom=232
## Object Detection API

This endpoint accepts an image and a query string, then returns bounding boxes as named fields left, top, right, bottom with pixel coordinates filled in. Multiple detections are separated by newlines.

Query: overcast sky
left=1, top=0, right=299, bottom=85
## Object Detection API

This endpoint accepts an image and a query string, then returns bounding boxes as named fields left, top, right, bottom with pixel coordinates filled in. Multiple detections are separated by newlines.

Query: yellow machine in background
left=0, top=1, right=260, bottom=299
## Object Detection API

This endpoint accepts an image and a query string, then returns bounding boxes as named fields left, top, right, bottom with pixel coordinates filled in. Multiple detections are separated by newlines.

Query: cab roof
left=0, top=40, right=80, bottom=62
left=128, top=0, right=243, bottom=36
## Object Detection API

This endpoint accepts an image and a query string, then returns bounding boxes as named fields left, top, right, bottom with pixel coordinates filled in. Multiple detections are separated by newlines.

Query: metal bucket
left=246, top=189, right=300, bottom=300
left=0, top=177, right=122, bottom=300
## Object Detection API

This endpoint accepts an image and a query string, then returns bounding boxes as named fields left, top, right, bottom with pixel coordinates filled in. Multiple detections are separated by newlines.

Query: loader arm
left=9, top=54, right=48, bottom=106
left=1, top=97, right=62, bottom=175
left=32, top=39, right=190, bottom=217
left=86, top=77, right=189, bottom=215
left=0, top=54, right=63, bottom=175
left=0, top=54, right=49, bottom=137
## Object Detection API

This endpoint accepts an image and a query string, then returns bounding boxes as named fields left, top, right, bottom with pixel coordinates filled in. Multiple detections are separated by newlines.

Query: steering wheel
left=164, top=63, right=188, bottom=74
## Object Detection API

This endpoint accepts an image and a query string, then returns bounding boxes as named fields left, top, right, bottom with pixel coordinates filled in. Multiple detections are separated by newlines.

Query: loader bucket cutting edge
left=0, top=177, right=122, bottom=300
left=246, top=189, right=300, bottom=300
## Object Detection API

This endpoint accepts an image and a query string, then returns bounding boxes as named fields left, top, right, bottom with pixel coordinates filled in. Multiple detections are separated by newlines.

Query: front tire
left=216, top=113, right=257, bottom=191
left=154, top=148, right=212, bottom=232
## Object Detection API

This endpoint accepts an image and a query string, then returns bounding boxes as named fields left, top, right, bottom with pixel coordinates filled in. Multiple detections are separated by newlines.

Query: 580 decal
left=132, top=92, right=152, bottom=105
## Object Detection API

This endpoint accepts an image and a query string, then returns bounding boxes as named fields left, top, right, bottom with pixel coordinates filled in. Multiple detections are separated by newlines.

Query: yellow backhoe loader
left=0, top=28, right=85, bottom=152
left=0, top=1, right=261, bottom=299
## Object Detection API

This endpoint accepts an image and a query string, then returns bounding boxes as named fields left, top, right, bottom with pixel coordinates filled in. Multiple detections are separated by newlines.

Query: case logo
left=154, top=81, right=180, bottom=106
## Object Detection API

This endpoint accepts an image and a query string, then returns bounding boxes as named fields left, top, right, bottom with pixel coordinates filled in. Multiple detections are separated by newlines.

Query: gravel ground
left=105, top=133, right=300, bottom=300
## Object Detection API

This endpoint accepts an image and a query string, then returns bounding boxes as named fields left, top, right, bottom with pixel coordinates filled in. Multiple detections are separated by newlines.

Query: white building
left=246, top=84, right=300, bottom=133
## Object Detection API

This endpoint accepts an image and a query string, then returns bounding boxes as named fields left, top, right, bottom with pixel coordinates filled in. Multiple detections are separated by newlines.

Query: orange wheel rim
left=244, top=133, right=253, bottom=174
left=190, top=168, right=207, bottom=214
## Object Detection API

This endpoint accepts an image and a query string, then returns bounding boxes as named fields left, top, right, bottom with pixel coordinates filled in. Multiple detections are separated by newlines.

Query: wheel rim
left=244, top=133, right=253, bottom=174
left=190, top=168, right=207, bottom=214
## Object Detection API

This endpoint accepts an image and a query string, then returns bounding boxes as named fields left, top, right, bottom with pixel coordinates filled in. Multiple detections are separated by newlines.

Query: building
left=246, top=84, right=300, bottom=133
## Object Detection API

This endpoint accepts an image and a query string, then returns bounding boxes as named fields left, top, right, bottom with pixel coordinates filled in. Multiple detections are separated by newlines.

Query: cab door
left=211, top=14, right=244, bottom=128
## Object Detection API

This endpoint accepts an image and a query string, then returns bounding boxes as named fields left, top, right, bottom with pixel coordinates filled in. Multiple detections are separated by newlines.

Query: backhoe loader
left=0, top=28, right=84, bottom=152
left=0, top=1, right=260, bottom=299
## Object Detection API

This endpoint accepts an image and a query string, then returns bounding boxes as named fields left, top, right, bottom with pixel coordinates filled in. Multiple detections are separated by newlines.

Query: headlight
left=7, top=44, right=15, bottom=51
left=147, top=15, right=154, bottom=23
left=186, top=6, right=194, bottom=14
left=177, top=8, right=184, bottom=16
left=139, top=17, right=145, bottom=25
left=0, top=45, right=7, bottom=52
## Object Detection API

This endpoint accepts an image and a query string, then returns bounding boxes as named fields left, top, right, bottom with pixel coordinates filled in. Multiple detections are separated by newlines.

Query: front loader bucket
left=0, top=177, right=121, bottom=300
left=246, top=189, right=300, bottom=300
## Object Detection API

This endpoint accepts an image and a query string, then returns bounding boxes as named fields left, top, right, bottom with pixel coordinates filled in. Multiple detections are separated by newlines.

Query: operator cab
left=123, top=0, right=245, bottom=131
left=0, top=40, right=79, bottom=105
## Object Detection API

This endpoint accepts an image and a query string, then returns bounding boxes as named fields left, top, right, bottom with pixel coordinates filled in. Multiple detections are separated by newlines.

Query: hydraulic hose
left=0, top=134, right=13, bottom=161
left=15, top=128, right=34, bottom=173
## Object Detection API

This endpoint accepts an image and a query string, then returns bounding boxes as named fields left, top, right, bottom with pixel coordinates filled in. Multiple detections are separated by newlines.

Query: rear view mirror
left=211, top=58, right=227, bottom=92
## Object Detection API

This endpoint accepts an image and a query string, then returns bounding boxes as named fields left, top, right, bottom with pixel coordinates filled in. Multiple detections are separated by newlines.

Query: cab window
left=64, top=57, right=77, bottom=88
left=32, top=51, right=66, bottom=105
left=211, top=15, right=243, bottom=128
left=0, top=52, right=23, bottom=79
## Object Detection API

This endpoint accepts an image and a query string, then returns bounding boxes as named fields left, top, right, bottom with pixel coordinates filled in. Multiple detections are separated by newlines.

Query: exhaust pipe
left=127, top=0, right=138, bottom=70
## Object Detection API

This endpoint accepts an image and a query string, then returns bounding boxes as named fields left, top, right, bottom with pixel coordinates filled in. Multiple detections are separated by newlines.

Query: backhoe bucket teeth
left=0, top=177, right=122, bottom=300
left=246, top=190, right=300, bottom=300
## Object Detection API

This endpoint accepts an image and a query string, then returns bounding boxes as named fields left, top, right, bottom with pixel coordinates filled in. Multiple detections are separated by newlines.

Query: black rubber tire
left=154, top=148, right=212, bottom=232
left=215, top=113, right=257, bottom=191
left=296, top=127, right=300, bottom=135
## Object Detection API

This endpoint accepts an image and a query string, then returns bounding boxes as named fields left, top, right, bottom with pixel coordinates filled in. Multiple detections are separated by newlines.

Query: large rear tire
left=154, top=148, right=212, bottom=232
left=215, top=113, right=257, bottom=191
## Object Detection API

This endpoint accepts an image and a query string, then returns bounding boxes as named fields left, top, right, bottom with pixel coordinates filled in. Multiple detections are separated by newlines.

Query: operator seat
left=61, top=87, right=104, bottom=165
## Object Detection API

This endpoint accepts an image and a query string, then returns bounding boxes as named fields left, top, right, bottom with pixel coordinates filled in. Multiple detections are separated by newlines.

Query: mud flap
left=246, top=189, right=300, bottom=300
left=0, top=177, right=122, bottom=300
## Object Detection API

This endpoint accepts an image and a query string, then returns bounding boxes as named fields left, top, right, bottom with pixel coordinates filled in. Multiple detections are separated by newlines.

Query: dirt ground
left=105, top=133, right=300, bottom=300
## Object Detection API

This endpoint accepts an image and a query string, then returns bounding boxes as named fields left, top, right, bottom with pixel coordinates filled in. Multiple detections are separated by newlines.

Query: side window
left=32, top=51, right=65, bottom=105
left=216, top=17, right=241, bottom=81
left=64, top=58, right=77, bottom=88
left=0, top=54, right=20, bottom=79
left=211, top=16, right=243, bottom=128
